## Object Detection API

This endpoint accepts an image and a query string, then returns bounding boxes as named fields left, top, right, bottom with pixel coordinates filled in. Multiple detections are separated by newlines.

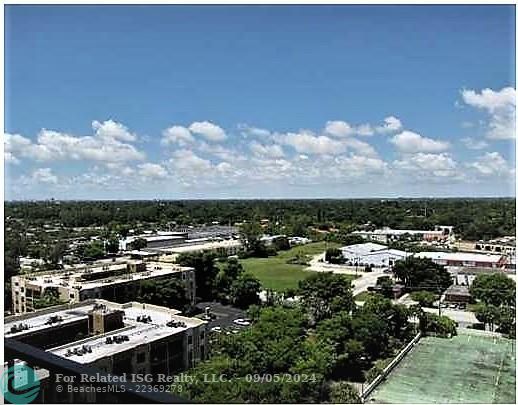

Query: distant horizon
left=5, top=5, right=515, bottom=200
left=5, top=195, right=516, bottom=203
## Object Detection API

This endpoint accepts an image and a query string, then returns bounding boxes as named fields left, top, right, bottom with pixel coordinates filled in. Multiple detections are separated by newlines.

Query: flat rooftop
left=341, top=243, right=388, bottom=255
left=15, top=261, right=192, bottom=290
left=6, top=300, right=206, bottom=365
left=367, top=329, right=516, bottom=404
left=154, top=239, right=242, bottom=254
left=354, top=228, right=445, bottom=236
left=416, top=251, right=504, bottom=263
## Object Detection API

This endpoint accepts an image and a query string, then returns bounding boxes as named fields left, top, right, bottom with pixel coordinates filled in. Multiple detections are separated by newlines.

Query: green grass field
left=240, top=241, right=342, bottom=292
left=368, top=329, right=516, bottom=404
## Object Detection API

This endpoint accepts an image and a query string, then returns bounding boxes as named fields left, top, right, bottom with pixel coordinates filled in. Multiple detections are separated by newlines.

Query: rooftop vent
left=9, top=323, right=29, bottom=334
left=137, top=315, right=152, bottom=323
left=45, top=315, right=63, bottom=325
left=166, top=320, right=187, bottom=328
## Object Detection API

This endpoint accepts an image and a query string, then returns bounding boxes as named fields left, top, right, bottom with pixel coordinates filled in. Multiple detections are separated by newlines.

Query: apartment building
left=5, top=299, right=207, bottom=402
left=11, top=258, right=196, bottom=315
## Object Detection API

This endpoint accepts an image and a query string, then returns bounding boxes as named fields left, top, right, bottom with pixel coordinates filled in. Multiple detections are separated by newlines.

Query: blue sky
left=4, top=5, right=516, bottom=199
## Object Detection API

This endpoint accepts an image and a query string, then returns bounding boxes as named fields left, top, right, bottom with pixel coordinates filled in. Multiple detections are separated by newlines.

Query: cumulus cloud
left=468, top=152, right=513, bottom=177
left=393, top=153, right=459, bottom=178
left=461, top=87, right=516, bottom=140
left=5, top=121, right=145, bottom=164
left=169, top=150, right=213, bottom=172
left=249, top=141, right=284, bottom=158
left=390, top=131, right=450, bottom=153
left=138, top=163, right=168, bottom=179
left=92, top=120, right=137, bottom=142
left=325, top=121, right=354, bottom=137
left=376, top=116, right=403, bottom=133
left=356, top=124, right=374, bottom=136
left=326, top=117, right=400, bottom=137
left=189, top=121, right=226, bottom=142
left=238, top=124, right=271, bottom=137
left=31, top=168, right=58, bottom=184
left=461, top=137, right=489, bottom=150
left=280, top=131, right=347, bottom=155
left=161, top=126, right=195, bottom=146
left=343, top=138, right=378, bottom=157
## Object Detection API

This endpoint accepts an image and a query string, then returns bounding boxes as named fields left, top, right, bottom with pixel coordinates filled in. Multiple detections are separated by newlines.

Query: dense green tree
left=410, top=291, right=437, bottom=307
left=325, top=248, right=343, bottom=264
left=230, top=273, right=262, bottom=309
left=137, top=278, right=190, bottom=311
left=470, top=273, right=515, bottom=307
left=82, top=240, right=105, bottom=260
left=298, top=272, right=355, bottom=323
left=129, top=237, right=147, bottom=250
left=105, top=237, right=120, bottom=254
left=418, top=312, right=457, bottom=337
left=273, top=236, right=291, bottom=251
left=375, top=276, right=395, bottom=298
left=240, top=222, right=268, bottom=257
left=393, top=257, right=452, bottom=293
left=178, top=251, right=218, bottom=300
left=329, top=381, right=361, bottom=404
left=215, top=258, right=244, bottom=299
left=33, top=289, right=65, bottom=309
left=495, top=305, right=515, bottom=336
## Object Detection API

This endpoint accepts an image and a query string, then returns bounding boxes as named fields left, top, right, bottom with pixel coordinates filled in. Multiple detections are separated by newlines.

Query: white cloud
left=169, top=150, right=213, bottom=172
left=189, top=121, right=226, bottom=142
left=249, top=141, right=285, bottom=158
left=376, top=116, right=403, bottom=133
left=393, top=153, right=459, bottom=178
left=5, top=124, right=145, bottom=164
left=92, top=120, right=137, bottom=142
left=461, top=87, right=516, bottom=140
left=343, top=138, right=378, bottom=157
left=468, top=152, right=512, bottom=176
left=280, top=131, right=347, bottom=155
left=390, top=131, right=450, bottom=153
left=461, top=137, right=489, bottom=150
left=356, top=124, right=374, bottom=136
left=105, top=163, right=135, bottom=176
left=138, top=163, right=168, bottom=179
left=31, top=168, right=58, bottom=184
left=161, top=126, right=194, bottom=146
left=325, top=121, right=354, bottom=137
left=238, top=124, right=271, bottom=137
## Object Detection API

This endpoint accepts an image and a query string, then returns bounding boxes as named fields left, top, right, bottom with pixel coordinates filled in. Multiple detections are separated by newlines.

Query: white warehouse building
left=340, top=243, right=409, bottom=267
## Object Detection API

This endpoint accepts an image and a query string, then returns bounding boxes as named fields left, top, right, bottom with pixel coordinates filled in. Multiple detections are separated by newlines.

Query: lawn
left=367, top=329, right=516, bottom=404
left=240, top=241, right=342, bottom=292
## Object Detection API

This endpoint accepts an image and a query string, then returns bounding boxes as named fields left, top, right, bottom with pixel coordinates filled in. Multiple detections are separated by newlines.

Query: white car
left=233, top=318, right=251, bottom=326
left=210, top=326, right=222, bottom=332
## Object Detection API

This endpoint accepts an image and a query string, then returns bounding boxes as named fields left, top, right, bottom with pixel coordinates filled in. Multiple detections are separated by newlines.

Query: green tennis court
left=367, top=329, right=516, bottom=404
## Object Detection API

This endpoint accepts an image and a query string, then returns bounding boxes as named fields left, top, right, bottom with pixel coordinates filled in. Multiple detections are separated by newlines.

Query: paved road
left=423, top=307, right=478, bottom=325
left=306, top=253, right=387, bottom=296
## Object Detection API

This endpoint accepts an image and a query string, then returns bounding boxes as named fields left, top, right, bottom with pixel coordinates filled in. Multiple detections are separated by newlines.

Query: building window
left=137, top=352, right=146, bottom=363
left=188, top=335, right=193, bottom=345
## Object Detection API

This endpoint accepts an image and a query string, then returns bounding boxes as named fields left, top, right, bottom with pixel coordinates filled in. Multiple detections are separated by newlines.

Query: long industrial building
left=351, top=226, right=453, bottom=243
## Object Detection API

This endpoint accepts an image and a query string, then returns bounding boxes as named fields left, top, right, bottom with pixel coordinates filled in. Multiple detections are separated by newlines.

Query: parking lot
left=194, top=301, right=251, bottom=333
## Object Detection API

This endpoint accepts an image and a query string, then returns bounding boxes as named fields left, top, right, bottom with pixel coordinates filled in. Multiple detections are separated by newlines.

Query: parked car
left=233, top=318, right=251, bottom=326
